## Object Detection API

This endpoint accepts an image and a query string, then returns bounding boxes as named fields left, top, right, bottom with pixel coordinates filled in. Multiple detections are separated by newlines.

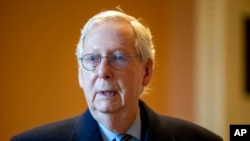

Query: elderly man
left=11, top=10, right=223, bottom=141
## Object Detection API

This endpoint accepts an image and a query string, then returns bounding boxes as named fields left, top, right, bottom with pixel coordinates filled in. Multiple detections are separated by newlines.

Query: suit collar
left=71, top=109, right=102, bottom=141
left=70, top=100, right=174, bottom=141
left=139, top=100, right=174, bottom=141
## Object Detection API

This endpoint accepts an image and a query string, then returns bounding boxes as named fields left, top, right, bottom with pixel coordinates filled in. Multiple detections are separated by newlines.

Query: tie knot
left=112, top=134, right=132, bottom=141
left=120, top=134, right=131, bottom=141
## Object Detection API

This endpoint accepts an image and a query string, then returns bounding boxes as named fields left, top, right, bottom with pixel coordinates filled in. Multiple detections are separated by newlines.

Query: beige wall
left=225, top=0, right=250, bottom=140
left=0, top=0, right=196, bottom=140
left=194, top=0, right=250, bottom=140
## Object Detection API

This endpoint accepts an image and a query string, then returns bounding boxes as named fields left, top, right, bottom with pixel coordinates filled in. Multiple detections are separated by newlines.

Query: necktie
left=112, top=134, right=132, bottom=141
left=120, top=134, right=131, bottom=141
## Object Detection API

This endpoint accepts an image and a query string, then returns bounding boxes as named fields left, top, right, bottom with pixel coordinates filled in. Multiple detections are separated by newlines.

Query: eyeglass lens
left=81, top=53, right=136, bottom=71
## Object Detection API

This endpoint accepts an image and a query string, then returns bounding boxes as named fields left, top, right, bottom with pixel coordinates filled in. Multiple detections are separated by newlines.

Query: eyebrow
left=84, top=48, right=132, bottom=54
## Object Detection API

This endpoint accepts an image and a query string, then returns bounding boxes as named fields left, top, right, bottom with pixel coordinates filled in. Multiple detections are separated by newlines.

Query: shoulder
left=11, top=110, right=102, bottom=141
left=156, top=115, right=222, bottom=141
left=11, top=116, right=79, bottom=141
left=139, top=101, right=223, bottom=141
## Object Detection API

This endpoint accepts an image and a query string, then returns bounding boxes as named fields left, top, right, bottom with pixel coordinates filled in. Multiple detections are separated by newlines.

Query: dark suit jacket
left=11, top=100, right=223, bottom=141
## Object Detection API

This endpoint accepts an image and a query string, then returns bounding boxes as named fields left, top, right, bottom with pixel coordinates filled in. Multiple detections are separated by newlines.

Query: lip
left=97, top=90, right=117, bottom=96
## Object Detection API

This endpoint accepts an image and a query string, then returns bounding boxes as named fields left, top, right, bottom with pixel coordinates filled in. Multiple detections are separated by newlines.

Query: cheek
left=132, top=67, right=146, bottom=94
left=79, top=70, right=96, bottom=95
left=80, top=72, right=98, bottom=108
left=120, top=70, right=144, bottom=96
left=80, top=68, right=93, bottom=82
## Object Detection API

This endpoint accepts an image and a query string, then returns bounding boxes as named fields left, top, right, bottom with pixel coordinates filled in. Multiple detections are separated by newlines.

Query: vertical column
left=194, top=0, right=226, bottom=137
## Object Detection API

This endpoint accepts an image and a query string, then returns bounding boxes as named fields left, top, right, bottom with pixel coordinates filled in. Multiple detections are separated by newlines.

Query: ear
left=142, top=59, right=153, bottom=86
left=78, top=65, right=84, bottom=89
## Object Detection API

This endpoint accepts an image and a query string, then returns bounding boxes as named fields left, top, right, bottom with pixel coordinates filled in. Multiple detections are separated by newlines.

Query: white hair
left=76, top=10, right=155, bottom=65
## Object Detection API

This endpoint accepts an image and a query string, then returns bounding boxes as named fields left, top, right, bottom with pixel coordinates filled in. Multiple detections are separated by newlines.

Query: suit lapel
left=70, top=101, right=175, bottom=141
left=71, top=109, right=102, bottom=141
left=139, top=100, right=175, bottom=141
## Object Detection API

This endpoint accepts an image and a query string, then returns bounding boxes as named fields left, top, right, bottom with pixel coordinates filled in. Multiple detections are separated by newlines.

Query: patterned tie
left=120, top=134, right=132, bottom=141
left=112, top=134, right=132, bottom=141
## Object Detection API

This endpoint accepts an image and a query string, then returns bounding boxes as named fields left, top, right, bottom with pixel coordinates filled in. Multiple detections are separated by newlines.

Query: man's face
left=78, top=20, right=152, bottom=115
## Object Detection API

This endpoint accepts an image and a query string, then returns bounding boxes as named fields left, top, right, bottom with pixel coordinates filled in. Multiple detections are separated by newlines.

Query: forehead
left=84, top=20, right=136, bottom=53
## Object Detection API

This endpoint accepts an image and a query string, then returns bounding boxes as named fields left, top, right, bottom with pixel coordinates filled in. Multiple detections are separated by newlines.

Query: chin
left=95, top=105, right=122, bottom=114
left=94, top=100, right=121, bottom=111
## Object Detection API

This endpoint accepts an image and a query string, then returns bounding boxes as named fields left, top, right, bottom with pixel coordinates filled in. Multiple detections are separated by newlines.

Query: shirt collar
left=98, top=109, right=141, bottom=141
left=126, top=109, right=141, bottom=140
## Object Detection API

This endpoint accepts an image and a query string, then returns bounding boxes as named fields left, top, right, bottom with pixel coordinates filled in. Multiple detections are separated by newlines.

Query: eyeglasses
left=79, top=53, right=139, bottom=71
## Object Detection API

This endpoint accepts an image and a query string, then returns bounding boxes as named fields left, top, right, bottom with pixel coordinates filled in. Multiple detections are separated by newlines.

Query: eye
left=84, top=54, right=99, bottom=62
left=89, top=55, right=97, bottom=61
left=112, top=54, right=127, bottom=61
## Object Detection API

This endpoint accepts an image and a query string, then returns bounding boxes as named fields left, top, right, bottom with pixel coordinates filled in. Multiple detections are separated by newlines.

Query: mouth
left=97, top=90, right=117, bottom=96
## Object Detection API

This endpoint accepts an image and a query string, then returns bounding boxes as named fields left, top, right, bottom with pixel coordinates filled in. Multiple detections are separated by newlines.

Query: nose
left=97, top=57, right=112, bottom=79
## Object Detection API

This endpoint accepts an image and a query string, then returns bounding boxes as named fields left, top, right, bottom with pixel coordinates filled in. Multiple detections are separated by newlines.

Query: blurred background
left=1, top=0, right=250, bottom=140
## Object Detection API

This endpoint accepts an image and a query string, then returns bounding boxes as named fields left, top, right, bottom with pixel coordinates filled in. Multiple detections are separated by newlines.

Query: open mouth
left=97, top=91, right=117, bottom=96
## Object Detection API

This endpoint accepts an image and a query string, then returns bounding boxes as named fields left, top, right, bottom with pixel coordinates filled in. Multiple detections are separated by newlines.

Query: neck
left=93, top=107, right=138, bottom=134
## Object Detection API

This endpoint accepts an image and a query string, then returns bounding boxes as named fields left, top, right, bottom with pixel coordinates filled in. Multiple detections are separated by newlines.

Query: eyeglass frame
left=78, top=53, right=140, bottom=71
